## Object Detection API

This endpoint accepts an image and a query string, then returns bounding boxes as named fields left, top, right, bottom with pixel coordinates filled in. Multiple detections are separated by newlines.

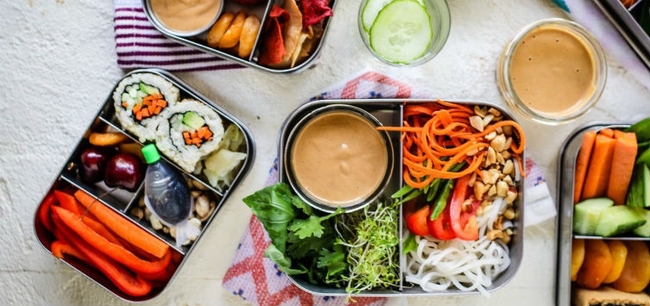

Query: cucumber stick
left=369, top=0, right=433, bottom=64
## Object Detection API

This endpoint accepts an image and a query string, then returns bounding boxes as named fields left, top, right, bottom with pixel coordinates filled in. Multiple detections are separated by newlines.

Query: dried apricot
left=571, top=239, right=585, bottom=281
left=612, top=241, right=650, bottom=293
left=602, top=240, right=628, bottom=284
left=576, top=239, right=613, bottom=289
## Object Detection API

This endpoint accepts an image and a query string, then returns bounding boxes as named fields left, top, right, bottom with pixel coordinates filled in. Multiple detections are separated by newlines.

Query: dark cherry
left=79, top=146, right=111, bottom=183
left=104, top=153, right=144, bottom=192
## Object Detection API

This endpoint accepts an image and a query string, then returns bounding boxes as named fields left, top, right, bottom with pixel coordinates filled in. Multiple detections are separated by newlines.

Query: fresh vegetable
left=571, top=238, right=585, bottom=281
left=51, top=206, right=171, bottom=275
left=607, top=131, right=637, bottom=205
left=573, top=197, right=614, bottom=235
left=574, top=130, right=596, bottom=203
left=576, top=239, right=613, bottom=289
left=633, top=208, right=650, bottom=237
left=38, top=192, right=56, bottom=233
left=104, top=153, right=144, bottom=192
left=74, top=189, right=170, bottom=259
left=368, top=0, right=433, bottom=64
left=612, top=240, right=650, bottom=293
left=404, top=200, right=430, bottom=237
left=51, top=240, right=88, bottom=262
left=378, top=101, right=525, bottom=189
left=243, top=182, right=400, bottom=296
left=582, top=133, right=616, bottom=199
left=126, top=92, right=168, bottom=122
left=626, top=164, right=650, bottom=208
left=626, top=117, right=650, bottom=143
left=337, top=200, right=400, bottom=295
left=51, top=212, right=153, bottom=297
left=602, top=240, right=628, bottom=284
left=448, top=175, right=479, bottom=241
left=243, top=183, right=344, bottom=280
left=427, top=203, right=456, bottom=240
left=593, top=205, right=646, bottom=237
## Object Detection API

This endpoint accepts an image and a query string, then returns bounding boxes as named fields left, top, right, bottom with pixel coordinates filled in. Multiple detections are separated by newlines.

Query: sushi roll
left=113, top=73, right=180, bottom=142
left=154, top=99, right=225, bottom=173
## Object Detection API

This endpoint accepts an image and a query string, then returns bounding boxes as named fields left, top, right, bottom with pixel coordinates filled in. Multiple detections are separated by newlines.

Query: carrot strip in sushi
left=574, top=130, right=597, bottom=203
left=582, top=133, right=616, bottom=199
left=607, top=131, right=638, bottom=205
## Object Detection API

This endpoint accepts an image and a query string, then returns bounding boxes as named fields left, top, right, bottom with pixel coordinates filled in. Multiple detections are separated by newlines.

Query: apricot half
left=612, top=241, right=650, bottom=293
left=576, top=239, right=613, bottom=289
left=602, top=240, right=627, bottom=284
left=571, top=239, right=585, bottom=281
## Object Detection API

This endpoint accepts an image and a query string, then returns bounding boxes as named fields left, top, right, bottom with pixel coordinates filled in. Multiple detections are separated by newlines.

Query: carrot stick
left=51, top=206, right=170, bottom=275
left=53, top=190, right=123, bottom=245
left=607, top=131, right=638, bottom=205
left=574, top=130, right=597, bottom=203
left=582, top=134, right=617, bottom=199
left=73, top=189, right=169, bottom=259
left=599, top=128, right=615, bottom=138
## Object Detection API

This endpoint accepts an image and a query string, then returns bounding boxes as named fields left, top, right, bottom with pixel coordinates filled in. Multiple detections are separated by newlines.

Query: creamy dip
left=509, top=25, right=596, bottom=118
left=290, top=111, right=388, bottom=207
left=150, top=0, right=222, bottom=34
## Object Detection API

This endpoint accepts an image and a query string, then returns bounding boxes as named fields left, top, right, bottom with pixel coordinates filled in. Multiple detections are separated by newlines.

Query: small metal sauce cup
left=283, top=104, right=394, bottom=214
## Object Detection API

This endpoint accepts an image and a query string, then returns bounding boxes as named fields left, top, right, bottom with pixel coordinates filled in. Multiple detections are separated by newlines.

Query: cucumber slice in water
left=361, top=0, right=392, bottom=32
left=369, top=0, right=433, bottom=64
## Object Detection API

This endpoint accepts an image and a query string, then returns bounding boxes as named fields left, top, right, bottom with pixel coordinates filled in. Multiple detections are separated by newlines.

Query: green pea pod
left=430, top=178, right=454, bottom=220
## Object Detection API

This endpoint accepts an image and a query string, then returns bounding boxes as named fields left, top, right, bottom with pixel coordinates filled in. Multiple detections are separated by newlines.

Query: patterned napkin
left=552, top=0, right=650, bottom=91
left=221, top=70, right=556, bottom=306
left=113, top=0, right=244, bottom=71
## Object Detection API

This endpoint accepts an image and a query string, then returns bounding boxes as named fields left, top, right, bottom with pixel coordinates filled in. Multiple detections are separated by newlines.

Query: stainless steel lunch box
left=553, top=122, right=650, bottom=305
left=593, top=0, right=650, bottom=69
left=277, top=99, right=525, bottom=297
left=32, top=68, right=256, bottom=302
left=141, top=0, right=338, bottom=74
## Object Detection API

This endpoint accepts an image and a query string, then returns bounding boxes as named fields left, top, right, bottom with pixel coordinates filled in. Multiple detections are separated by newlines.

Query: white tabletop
left=3, top=0, right=650, bottom=305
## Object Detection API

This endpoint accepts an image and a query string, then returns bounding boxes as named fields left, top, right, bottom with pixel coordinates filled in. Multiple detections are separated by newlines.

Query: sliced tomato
left=404, top=200, right=430, bottom=236
left=449, top=175, right=479, bottom=241
left=428, top=203, right=456, bottom=240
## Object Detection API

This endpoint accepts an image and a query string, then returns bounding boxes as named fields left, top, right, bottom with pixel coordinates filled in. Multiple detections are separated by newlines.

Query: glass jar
left=358, top=0, right=451, bottom=67
left=497, top=18, right=607, bottom=125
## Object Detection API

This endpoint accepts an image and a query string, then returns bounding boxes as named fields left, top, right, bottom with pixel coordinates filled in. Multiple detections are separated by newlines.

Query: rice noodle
left=404, top=197, right=511, bottom=297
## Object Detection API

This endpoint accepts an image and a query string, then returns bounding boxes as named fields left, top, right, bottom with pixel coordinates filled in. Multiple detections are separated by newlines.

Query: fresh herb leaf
left=243, top=183, right=296, bottom=253
left=263, top=244, right=307, bottom=275
left=402, top=232, right=417, bottom=254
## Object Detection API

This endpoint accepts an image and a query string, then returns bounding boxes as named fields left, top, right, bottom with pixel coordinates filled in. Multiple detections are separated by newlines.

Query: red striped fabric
left=113, top=1, right=244, bottom=71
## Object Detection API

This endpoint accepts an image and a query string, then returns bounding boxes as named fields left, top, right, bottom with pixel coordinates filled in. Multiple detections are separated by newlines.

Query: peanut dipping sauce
left=150, top=0, right=222, bottom=33
left=509, top=25, right=596, bottom=117
left=289, top=110, right=389, bottom=207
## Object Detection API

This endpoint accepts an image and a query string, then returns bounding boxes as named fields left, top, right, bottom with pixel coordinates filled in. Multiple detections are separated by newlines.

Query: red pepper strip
left=51, top=240, right=89, bottom=262
left=138, top=256, right=176, bottom=283
left=37, top=192, right=57, bottom=233
left=51, top=213, right=152, bottom=297
left=51, top=206, right=171, bottom=275
left=404, top=200, right=430, bottom=237
left=449, top=175, right=479, bottom=240
left=55, top=190, right=83, bottom=215
left=428, top=203, right=456, bottom=240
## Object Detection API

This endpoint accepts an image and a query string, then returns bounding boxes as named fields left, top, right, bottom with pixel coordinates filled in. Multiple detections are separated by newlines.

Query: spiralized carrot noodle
left=378, top=100, right=526, bottom=188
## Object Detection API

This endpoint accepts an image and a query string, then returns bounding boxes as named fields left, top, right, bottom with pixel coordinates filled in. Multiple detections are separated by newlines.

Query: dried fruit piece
left=571, top=239, right=585, bottom=282
left=612, top=241, right=650, bottom=293
left=576, top=239, right=613, bottom=289
left=603, top=240, right=628, bottom=284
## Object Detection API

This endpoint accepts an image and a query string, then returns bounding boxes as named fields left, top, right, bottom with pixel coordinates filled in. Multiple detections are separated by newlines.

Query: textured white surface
left=2, top=0, right=650, bottom=305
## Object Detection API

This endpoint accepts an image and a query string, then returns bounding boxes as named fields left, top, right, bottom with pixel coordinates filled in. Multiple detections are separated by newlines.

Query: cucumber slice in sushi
left=369, top=0, right=433, bottom=64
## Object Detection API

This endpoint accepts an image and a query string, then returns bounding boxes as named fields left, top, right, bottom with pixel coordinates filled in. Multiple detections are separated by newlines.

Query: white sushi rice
left=113, top=73, right=180, bottom=142
left=155, top=99, right=225, bottom=173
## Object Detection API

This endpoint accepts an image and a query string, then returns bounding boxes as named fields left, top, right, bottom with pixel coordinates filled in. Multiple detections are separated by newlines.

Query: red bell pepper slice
left=428, top=203, right=456, bottom=240
left=449, top=175, right=479, bottom=241
left=51, top=212, right=153, bottom=297
left=404, top=200, right=430, bottom=237
left=38, top=192, right=57, bottom=233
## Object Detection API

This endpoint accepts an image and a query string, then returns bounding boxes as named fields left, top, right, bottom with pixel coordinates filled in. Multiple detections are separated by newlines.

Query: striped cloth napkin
left=221, top=69, right=555, bottom=306
left=113, top=0, right=244, bottom=71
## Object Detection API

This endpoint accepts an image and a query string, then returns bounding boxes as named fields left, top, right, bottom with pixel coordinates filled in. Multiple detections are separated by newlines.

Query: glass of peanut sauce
left=497, top=18, right=607, bottom=125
